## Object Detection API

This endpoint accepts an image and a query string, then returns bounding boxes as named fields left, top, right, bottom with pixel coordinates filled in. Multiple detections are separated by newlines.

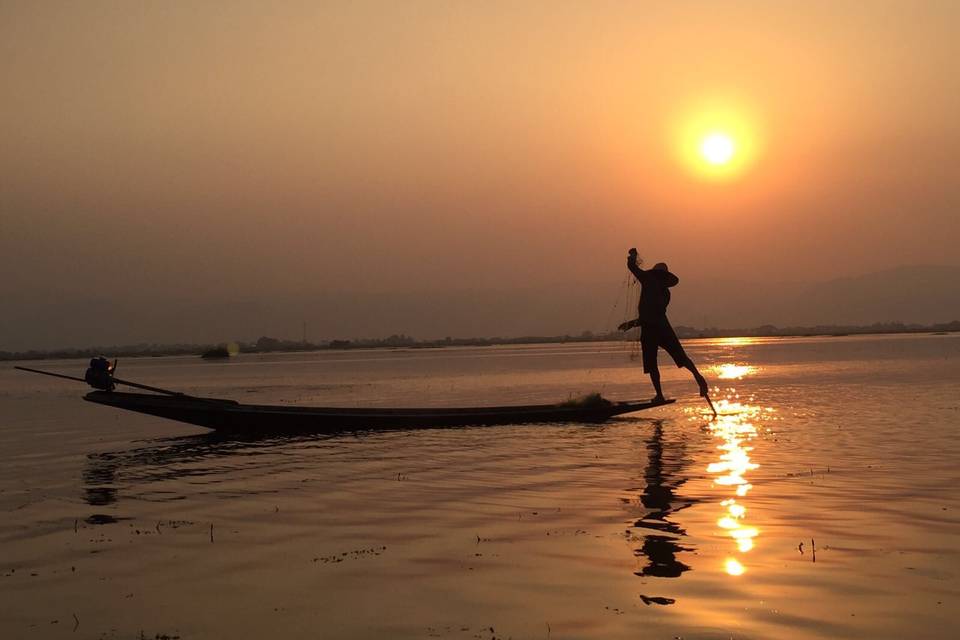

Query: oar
left=14, top=366, right=187, bottom=397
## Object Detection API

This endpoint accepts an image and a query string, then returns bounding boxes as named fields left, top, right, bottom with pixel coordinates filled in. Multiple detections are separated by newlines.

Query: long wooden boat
left=83, top=390, right=675, bottom=434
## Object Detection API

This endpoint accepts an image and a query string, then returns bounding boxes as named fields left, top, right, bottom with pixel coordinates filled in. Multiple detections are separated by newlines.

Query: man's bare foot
left=705, top=395, right=718, bottom=418
left=697, top=378, right=709, bottom=397
left=652, top=394, right=666, bottom=404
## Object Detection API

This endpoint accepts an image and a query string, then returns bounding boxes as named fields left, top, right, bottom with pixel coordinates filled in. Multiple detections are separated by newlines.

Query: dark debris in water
left=639, top=594, right=676, bottom=606
left=164, top=520, right=194, bottom=529
left=424, top=625, right=502, bottom=639
left=88, top=532, right=113, bottom=544
left=86, top=514, right=127, bottom=525
left=312, top=545, right=387, bottom=564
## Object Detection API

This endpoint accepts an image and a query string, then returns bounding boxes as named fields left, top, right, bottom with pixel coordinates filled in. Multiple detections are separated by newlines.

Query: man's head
left=653, top=262, right=669, bottom=272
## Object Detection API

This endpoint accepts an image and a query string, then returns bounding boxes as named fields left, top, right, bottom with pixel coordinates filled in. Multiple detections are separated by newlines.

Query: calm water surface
left=1, top=334, right=958, bottom=639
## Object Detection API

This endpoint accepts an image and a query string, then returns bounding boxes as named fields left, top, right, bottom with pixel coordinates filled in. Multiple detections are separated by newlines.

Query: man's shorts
left=640, top=320, right=689, bottom=374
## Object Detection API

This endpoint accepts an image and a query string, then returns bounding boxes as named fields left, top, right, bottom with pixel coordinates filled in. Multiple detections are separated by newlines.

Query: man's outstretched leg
left=658, top=324, right=709, bottom=399
left=681, top=357, right=717, bottom=417
left=681, top=358, right=709, bottom=397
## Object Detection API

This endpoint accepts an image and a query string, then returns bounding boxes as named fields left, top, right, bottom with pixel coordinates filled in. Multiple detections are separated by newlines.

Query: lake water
left=1, top=334, right=958, bottom=639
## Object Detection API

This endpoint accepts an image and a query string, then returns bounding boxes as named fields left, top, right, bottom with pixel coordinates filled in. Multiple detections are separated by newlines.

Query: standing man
left=618, top=248, right=710, bottom=403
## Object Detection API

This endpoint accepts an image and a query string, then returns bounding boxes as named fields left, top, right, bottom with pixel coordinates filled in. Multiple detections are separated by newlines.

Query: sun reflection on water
left=699, top=378, right=774, bottom=579
left=725, top=557, right=746, bottom=576
left=713, top=363, right=757, bottom=380
left=708, top=337, right=761, bottom=347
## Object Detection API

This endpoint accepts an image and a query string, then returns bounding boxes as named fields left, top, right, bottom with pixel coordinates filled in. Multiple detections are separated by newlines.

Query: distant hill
left=668, top=264, right=960, bottom=328
left=794, top=265, right=960, bottom=325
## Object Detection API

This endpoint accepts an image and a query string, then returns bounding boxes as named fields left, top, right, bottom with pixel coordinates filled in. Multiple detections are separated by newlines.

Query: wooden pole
left=14, top=366, right=186, bottom=397
left=13, top=366, right=86, bottom=384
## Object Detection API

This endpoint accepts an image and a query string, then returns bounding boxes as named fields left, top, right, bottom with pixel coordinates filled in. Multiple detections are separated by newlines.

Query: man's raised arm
left=627, top=248, right=645, bottom=280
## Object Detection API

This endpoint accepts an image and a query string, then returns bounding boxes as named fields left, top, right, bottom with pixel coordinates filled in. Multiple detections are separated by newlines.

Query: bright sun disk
left=701, top=133, right=735, bottom=165
left=673, top=103, right=760, bottom=181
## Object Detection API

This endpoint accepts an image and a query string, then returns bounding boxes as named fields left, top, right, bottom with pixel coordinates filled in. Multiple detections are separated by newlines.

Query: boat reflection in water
left=82, top=432, right=323, bottom=513
left=704, top=367, right=770, bottom=577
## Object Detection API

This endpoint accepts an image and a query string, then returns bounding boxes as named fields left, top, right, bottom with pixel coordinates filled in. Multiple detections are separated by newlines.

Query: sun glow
left=674, top=101, right=761, bottom=181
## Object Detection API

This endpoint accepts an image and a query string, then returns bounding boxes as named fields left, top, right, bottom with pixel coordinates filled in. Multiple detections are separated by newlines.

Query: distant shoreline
left=2, top=321, right=957, bottom=363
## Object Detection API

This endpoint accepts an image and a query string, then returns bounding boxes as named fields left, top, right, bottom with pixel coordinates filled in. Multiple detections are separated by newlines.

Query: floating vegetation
left=201, top=342, right=239, bottom=359
left=559, top=392, right=611, bottom=408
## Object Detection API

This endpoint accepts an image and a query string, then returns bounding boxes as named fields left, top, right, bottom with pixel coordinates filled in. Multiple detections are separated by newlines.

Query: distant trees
left=3, top=321, right=960, bottom=362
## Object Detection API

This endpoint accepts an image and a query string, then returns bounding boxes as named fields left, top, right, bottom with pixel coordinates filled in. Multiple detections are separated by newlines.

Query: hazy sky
left=2, top=1, right=959, bottom=349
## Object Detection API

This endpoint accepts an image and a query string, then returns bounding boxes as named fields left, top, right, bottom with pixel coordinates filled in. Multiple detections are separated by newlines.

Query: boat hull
left=83, top=391, right=675, bottom=434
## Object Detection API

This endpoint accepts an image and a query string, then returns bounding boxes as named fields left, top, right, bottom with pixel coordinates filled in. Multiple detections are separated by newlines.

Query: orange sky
left=1, top=2, right=958, bottom=348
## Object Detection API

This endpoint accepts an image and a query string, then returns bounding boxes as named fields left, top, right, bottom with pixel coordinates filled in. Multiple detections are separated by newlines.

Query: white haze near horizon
left=2, top=2, right=959, bottom=350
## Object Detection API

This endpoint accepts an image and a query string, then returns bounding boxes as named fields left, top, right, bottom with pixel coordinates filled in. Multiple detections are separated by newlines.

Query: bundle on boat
left=559, top=392, right=611, bottom=408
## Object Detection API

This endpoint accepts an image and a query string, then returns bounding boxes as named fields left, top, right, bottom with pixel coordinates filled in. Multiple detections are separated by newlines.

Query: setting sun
left=701, top=133, right=735, bottom=165
left=673, top=101, right=762, bottom=182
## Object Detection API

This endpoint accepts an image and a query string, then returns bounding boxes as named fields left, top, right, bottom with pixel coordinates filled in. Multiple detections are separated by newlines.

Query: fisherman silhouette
left=618, top=248, right=709, bottom=403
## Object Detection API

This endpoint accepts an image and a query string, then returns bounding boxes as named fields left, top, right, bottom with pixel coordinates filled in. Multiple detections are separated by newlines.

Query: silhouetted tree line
left=2, top=321, right=958, bottom=362
left=671, top=320, right=960, bottom=339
